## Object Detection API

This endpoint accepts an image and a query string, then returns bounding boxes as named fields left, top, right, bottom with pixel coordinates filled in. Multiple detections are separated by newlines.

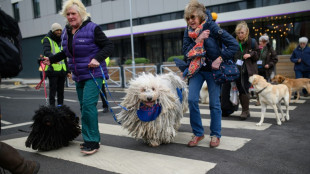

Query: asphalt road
left=1, top=84, right=310, bottom=174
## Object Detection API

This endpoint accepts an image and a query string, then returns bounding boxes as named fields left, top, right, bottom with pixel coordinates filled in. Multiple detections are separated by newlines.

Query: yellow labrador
left=249, top=74, right=290, bottom=126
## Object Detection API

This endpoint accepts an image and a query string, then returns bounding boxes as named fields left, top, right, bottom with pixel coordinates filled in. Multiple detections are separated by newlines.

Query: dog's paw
left=277, top=121, right=282, bottom=125
left=256, top=123, right=262, bottom=126
left=281, top=118, right=286, bottom=122
left=286, top=115, right=290, bottom=121
left=148, top=141, right=160, bottom=147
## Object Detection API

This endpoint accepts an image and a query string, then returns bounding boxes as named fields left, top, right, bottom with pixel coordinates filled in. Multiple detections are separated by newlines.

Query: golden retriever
left=271, top=74, right=310, bottom=101
left=249, top=74, right=290, bottom=126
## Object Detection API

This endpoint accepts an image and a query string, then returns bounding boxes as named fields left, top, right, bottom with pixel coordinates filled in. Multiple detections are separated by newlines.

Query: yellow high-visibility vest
left=103, top=57, right=110, bottom=84
left=41, top=36, right=66, bottom=71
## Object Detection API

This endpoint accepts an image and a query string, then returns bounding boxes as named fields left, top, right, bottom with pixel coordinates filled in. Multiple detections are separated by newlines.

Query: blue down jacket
left=290, top=45, right=310, bottom=72
left=182, top=10, right=238, bottom=72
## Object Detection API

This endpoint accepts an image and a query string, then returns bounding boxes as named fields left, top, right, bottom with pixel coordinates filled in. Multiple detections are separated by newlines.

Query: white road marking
left=1, top=120, right=12, bottom=125
left=181, top=117, right=271, bottom=130
left=1, top=122, right=33, bottom=129
left=3, top=137, right=216, bottom=174
left=198, top=104, right=296, bottom=110
left=98, top=123, right=251, bottom=151
left=191, top=109, right=291, bottom=120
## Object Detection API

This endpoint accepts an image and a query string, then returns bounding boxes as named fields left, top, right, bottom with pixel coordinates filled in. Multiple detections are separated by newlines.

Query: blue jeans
left=188, top=71, right=222, bottom=138
left=295, top=70, right=310, bottom=94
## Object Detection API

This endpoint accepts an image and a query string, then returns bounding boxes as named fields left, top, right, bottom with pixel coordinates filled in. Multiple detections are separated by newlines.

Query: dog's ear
left=252, top=76, right=259, bottom=85
left=279, top=75, right=285, bottom=83
left=158, top=88, right=177, bottom=113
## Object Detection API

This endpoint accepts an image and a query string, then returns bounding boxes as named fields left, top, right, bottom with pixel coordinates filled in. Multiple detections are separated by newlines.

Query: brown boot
left=239, top=94, right=250, bottom=120
left=0, top=142, right=40, bottom=174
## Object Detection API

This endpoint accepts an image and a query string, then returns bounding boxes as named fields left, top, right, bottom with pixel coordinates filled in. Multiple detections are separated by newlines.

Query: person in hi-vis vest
left=41, top=23, right=69, bottom=106
left=100, top=57, right=110, bottom=113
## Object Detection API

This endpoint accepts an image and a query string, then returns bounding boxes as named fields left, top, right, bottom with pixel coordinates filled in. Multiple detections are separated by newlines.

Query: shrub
left=167, top=55, right=184, bottom=62
left=282, top=42, right=297, bottom=55
left=124, top=57, right=149, bottom=65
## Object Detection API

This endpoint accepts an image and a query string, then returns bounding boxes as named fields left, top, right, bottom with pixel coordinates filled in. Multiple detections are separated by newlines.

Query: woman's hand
left=211, top=56, right=223, bottom=70
left=195, top=30, right=210, bottom=43
left=88, top=58, right=100, bottom=68
left=41, top=55, right=51, bottom=65
left=243, top=54, right=251, bottom=59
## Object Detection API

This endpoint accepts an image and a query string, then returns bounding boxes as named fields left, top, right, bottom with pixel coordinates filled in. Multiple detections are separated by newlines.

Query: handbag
left=213, top=59, right=240, bottom=84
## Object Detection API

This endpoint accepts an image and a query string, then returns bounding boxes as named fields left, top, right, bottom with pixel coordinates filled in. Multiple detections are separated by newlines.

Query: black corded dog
left=25, top=105, right=81, bottom=151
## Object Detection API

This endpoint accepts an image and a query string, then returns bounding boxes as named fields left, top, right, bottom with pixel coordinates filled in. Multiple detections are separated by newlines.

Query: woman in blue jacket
left=290, top=37, right=310, bottom=96
left=182, top=0, right=238, bottom=148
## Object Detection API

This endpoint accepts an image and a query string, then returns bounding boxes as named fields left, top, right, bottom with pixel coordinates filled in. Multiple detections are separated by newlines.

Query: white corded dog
left=117, top=72, right=188, bottom=147
left=200, top=81, right=209, bottom=104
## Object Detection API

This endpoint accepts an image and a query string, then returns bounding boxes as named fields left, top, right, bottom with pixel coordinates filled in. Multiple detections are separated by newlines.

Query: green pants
left=76, top=78, right=103, bottom=143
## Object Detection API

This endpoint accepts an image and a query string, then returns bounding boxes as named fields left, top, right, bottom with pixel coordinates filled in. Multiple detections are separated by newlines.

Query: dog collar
left=137, top=103, right=162, bottom=122
left=257, top=86, right=268, bottom=95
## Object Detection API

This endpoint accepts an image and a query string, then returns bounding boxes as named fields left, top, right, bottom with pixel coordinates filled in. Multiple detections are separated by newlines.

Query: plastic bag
left=230, top=82, right=239, bottom=106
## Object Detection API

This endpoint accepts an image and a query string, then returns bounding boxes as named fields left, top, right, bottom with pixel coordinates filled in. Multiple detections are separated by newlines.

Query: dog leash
left=35, top=59, right=48, bottom=105
left=89, top=66, right=127, bottom=125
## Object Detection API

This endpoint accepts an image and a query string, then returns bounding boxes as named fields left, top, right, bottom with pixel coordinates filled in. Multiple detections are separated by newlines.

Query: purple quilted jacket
left=62, top=22, right=108, bottom=82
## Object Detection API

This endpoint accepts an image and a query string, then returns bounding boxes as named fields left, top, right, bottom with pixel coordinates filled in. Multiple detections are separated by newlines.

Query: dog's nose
left=147, top=97, right=152, bottom=101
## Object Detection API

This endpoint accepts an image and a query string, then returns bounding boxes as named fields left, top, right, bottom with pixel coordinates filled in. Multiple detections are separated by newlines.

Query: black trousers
left=236, top=72, right=251, bottom=95
left=48, top=75, right=66, bottom=106
left=99, top=84, right=108, bottom=108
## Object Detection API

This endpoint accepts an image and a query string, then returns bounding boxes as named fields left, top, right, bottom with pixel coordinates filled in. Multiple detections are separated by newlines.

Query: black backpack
left=0, top=9, right=23, bottom=78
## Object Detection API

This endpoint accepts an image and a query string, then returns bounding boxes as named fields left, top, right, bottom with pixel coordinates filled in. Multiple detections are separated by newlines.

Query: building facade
left=0, top=0, right=309, bottom=78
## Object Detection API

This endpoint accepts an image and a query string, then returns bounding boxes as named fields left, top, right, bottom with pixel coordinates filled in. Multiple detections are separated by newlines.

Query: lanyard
left=259, top=48, right=264, bottom=60
left=239, top=43, right=244, bottom=60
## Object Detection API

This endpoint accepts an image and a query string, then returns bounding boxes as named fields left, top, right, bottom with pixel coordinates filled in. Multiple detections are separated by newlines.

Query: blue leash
left=89, top=66, right=127, bottom=125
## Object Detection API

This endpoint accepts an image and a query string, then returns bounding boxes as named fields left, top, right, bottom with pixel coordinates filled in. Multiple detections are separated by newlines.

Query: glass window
left=55, top=0, right=62, bottom=13
left=32, top=0, right=40, bottom=18
left=163, top=32, right=183, bottom=61
left=161, top=14, right=171, bottom=22
left=82, top=0, right=91, bottom=6
left=140, top=16, right=161, bottom=25
left=12, top=2, right=20, bottom=22
left=145, top=35, right=162, bottom=63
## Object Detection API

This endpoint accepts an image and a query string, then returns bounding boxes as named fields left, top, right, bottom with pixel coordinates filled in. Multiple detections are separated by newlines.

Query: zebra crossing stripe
left=98, top=123, right=251, bottom=151
left=198, top=104, right=297, bottom=110
left=1, top=120, right=12, bottom=125
left=1, top=121, right=33, bottom=129
left=194, top=109, right=289, bottom=120
left=181, top=117, right=271, bottom=130
left=3, top=137, right=216, bottom=174
left=229, top=111, right=289, bottom=119
left=249, top=99, right=306, bottom=104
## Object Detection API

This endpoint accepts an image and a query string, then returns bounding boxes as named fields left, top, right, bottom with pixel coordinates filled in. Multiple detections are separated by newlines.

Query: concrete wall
left=0, top=0, right=240, bottom=38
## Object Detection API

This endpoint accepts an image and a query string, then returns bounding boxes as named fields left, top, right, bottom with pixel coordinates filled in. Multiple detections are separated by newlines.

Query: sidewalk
left=1, top=78, right=40, bottom=86
left=1, top=78, right=125, bottom=91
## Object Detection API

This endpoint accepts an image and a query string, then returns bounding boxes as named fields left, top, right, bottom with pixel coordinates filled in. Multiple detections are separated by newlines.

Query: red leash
left=35, top=60, right=48, bottom=105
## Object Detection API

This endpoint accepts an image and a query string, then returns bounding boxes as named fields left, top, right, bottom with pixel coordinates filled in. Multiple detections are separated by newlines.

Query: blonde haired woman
left=234, top=21, right=258, bottom=120
left=43, top=0, right=114, bottom=155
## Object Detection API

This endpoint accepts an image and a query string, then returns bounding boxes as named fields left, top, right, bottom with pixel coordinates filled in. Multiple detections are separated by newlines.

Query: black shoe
left=102, top=107, right=109, bottom=113
left=81, top=142, right=100, bottom=155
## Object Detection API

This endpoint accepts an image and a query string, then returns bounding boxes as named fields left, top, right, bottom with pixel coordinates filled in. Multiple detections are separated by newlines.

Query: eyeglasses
left=186, top=15, right=197, bottom=21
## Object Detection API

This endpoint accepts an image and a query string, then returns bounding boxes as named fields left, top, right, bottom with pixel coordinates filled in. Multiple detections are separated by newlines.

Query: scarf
left=186, top=21, right=206, bottom=78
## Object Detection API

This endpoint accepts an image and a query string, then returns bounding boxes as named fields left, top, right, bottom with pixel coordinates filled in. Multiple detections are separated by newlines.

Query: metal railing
left=123, top=65, right=157, bottom=87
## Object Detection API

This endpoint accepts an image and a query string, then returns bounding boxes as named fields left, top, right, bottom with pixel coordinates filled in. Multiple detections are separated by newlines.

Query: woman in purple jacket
left=43, top=0, right=113, bottom=155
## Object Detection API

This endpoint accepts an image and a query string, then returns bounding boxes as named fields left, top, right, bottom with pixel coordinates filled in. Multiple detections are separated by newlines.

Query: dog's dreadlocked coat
left=117, top=72, right=188, bottom=147
left=25, top=105, right=81, bottom=151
